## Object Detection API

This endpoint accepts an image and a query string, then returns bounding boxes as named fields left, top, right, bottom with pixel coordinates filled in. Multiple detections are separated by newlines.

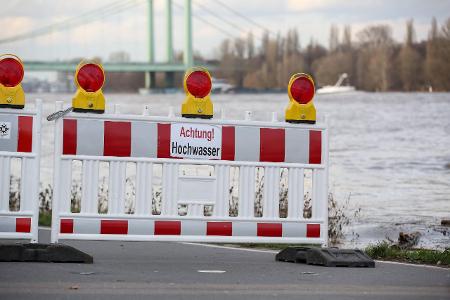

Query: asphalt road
left=0, top=229, right=449, bottom=300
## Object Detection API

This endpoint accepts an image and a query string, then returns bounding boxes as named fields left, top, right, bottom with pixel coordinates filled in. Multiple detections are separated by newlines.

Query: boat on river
left=316, top=73, right=355, bottom=94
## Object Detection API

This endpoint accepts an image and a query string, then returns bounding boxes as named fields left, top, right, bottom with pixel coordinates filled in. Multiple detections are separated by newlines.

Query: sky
left=0, top=0, right=449, bottom=63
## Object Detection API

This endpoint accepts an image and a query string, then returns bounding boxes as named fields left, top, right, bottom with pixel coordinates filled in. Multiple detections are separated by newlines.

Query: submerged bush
left=10, top=174, right=360, bottom=243
left=328, top=193, right=360, bottom=246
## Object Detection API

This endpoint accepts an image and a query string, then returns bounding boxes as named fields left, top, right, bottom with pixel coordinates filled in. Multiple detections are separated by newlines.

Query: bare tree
left=314, top=52, right=353, bottom=86
left=214, top=20, right=450, bottom=92
left=356, top=25, right=395, bottom=91
left=233, top=38, right=246, bottom=88
left=218, top=39, right=233, bottom=80
left=246, top=31, right=255, bottom=60
left=425, top=18, right=450, bottom=90
left=399, top=20, right=422, bottom=91
left=429, top=17, right=438, bottom=40
left=329, top=24, right=340, bottom=52
left=342, top=25, right=352, bottom=50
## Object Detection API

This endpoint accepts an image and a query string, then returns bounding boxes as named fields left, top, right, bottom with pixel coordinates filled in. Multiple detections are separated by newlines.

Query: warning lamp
left=72, top=60, right=105, bottom=114
left=0, top=54, right=25, bottom=109
left=285, top=73, right=316, bottom=124
left=181, top=67, right=213, bottom=119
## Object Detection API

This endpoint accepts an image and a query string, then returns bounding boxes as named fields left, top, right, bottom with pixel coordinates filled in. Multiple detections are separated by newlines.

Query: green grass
left=38, top=211, right=52, bottom=227
left=221, top=242, right=449, bottom=267
left=365, top=241, right=450, bottom=266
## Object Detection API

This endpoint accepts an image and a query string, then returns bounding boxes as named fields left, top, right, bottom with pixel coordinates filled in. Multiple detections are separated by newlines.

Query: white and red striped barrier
left=58, top=218, right=320, bottom=242
left=61, top=119, right=322, bottom=164
left=51, top=102, right=329, bottom=245
left=0, top=100, right=42, bottom=242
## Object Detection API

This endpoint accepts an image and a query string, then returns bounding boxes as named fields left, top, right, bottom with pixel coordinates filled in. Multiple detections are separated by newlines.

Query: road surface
left=0, top=228, right=449, bottom=300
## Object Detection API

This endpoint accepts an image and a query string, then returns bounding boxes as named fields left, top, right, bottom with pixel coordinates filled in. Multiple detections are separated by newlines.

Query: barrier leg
left=51, top=102, right=63, bottom=244
left=109, top=161, right=127, bottom=214
left=214, top=165, right=229, bottom=217
left=287, top=167, right=304, bottom=219
left=0, top=156, right=10, bottom=212
left=238, top=166, right=255, bottom=218
left=161, top=163, right=179, bottom=216
left=263, top=166, right=280, bottom=218
left=22, top=157, right=38, bottom=242
left=135, top=162, right=152, bottom=215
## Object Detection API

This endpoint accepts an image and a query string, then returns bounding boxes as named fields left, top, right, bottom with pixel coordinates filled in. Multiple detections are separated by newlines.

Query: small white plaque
left=0, top=122, right=11, bottom=139
left=170, top=123, right=222, bottom=160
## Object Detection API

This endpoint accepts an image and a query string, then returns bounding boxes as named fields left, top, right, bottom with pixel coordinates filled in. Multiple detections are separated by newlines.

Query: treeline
left=216, top=18, right=450, bottom=92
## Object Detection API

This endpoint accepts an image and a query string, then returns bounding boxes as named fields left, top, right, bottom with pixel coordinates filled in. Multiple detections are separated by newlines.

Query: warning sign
left=0, top=122, right=11, bottom=139
left=170, top=123, right=222, bottom=159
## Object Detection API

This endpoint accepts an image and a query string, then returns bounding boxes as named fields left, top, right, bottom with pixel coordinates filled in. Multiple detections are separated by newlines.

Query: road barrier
left=0, top=100, right=42, bottom=242
left=0, top=59, right=345, bottom=264
left=51, top=102, right=329, bottom=246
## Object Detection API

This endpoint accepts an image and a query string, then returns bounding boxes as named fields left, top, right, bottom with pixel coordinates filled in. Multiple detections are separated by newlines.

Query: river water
left=31, top=91, right=450, bottom=249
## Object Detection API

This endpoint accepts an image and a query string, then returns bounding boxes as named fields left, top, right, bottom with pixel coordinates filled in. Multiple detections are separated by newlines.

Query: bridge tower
left=165, top=0, right=175, bottom=88
left=145, top=0, right=193, bottom=90
left=145, top=0, right=156, bottom=89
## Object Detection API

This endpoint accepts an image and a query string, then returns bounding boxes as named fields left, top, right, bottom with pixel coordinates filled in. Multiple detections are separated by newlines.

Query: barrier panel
left=0, top=100, right=42, bottom=242
left=51, top=102, right=329, bottom=246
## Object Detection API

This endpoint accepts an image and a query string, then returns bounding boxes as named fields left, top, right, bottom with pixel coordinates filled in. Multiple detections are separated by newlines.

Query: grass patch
left=39, top=211, right=52, bottom=227
left=365, top=241, right=450, bottom=266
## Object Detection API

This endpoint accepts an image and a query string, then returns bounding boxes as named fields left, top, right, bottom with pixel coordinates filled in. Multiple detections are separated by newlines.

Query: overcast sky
left=0, top=0, right=449, bottom=62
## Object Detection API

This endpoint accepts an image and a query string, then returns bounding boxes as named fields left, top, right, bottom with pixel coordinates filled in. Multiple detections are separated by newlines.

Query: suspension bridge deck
left=24, top=61, right=217, bottom=72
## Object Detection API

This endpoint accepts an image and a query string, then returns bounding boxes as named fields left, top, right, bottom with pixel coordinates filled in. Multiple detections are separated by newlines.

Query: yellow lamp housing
left=72, top=60, right=106, bottom=114
left=0, top=54, right=25, bottom=109
left=181, top=67, right=213, bottom=119
left=285, top=73, right=316, bottom=124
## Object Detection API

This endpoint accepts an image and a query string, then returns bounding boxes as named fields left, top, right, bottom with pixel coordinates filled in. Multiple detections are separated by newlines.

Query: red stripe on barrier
left=260, top=128, right=285, bottom=162
left=157, top=123, right=171, bottom=158
left=154, top=220, right=181, bottom=235
left=100, top=220, right=128, bottom=234
left=16, top=217, right=31, bottom=233
left=207, top=222, right=232, bottom=236
left=257, top=223, right=282, bottom=237
left=306, top=224, right=321, bottom=238
left=309, top=130, right=322, bottom=164
left=63, top=119, right=77, bottom=155
left=17, top=116, right=33, bottom=152
left=104, top=121, right=131, bottom=157
left=60, top=219, right=74, bottom=234
left=221, top=126, right=235, bottom=161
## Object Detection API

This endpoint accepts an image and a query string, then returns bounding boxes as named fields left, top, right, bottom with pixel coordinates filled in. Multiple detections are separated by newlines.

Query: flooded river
left=30, top=91, right=450, bottom=248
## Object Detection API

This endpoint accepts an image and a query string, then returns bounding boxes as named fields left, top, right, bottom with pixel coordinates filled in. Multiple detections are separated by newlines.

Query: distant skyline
left=0, top=0, right=449, bottom=62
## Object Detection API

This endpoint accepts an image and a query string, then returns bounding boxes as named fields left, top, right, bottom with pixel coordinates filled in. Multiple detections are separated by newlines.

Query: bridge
left=0, top=0, right=255, bottom=89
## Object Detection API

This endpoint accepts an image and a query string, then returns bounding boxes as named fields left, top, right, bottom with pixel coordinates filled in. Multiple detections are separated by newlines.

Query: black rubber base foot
left=0, top=104, right=24, bottom=109
left=276, top=247, right=375, bottom=268
left=72, top=108, right=104, bottom=114
left=0, top=243, right=93, bottom=263
left=182, top=114, right=213, bottom=119
left=285, top=119, right=316, bottom=124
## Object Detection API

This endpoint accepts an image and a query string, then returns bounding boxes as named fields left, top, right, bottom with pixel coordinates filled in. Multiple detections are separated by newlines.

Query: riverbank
left=35, top=220, right=449, bottom=267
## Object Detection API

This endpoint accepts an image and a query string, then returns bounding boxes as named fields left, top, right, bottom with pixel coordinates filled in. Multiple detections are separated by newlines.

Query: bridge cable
left=172, top=1, right=236, bottom=39
left=211, top=0, right=274, bottom=36
left=0, top=0, right=144, bottom=45
left=192, top=0, right=262, bottom=40
left=0, top=0, right=139, bottom=44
